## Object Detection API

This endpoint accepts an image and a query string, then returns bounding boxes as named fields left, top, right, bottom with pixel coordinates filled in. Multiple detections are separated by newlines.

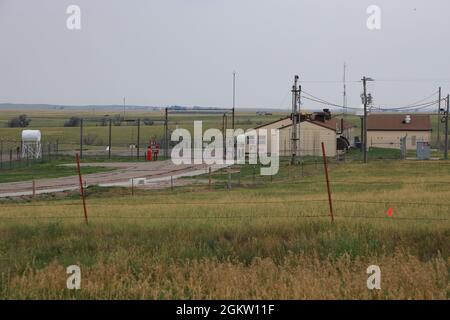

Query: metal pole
left=437, top=87, right=442, bottom=148
left=56, top=139, right=59, bottom=160
left=165, top=108, right=169, bottom=159
left=137, top=118, right=140, bottom=159
left=9, top=149, right=12, bottom=169
left=445, top=95, right=449, bottom=160
left=208, top=166, right=212, bottom=190
left=363, top=76, right=368, bottom=163
left=227, top=169, right=231, bottom=190
left=0, top=140, right=2, bottom=169
left=131, top=178, right=134, bottom=196
left=170, top=176, right=174, bottom=191
left=80, top=119, right=84, bottom=159
left=32, top=180, right=36, bottom=198
left=108, top=118, right=112, bottom=159
left=252, top=165, right=256, bottom=185
left=75, top=153, right=88, bottom=224
left=321, top=142, right=334, bottom=223
left=291, top=75, right=299, bottom=165
left=232, top=71, right=236, bottom=129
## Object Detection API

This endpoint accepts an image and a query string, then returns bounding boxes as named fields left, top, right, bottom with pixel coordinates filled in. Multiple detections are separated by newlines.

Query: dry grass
left=0, top=160, right=449, bottom=299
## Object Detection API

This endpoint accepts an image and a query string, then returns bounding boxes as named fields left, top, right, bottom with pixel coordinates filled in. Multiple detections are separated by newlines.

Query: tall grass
left=0, top=160, right=449, bottom=299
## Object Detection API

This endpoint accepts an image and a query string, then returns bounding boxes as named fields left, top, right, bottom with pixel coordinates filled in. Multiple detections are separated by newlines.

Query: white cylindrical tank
left=22, top=130, right=41, bottom=142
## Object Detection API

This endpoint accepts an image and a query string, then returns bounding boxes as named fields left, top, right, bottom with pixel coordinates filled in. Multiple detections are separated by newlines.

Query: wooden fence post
left=75, top=153, right=88, bottom=224
left=321, top=142, right=334, bottom=223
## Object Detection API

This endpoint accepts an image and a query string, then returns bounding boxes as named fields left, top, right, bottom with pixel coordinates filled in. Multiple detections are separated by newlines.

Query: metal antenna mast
left=343, top=63, right=347, bottom=117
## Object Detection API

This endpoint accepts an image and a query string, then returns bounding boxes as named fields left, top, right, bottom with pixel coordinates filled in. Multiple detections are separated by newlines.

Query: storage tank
left=22, top=130, right=41, bottom=142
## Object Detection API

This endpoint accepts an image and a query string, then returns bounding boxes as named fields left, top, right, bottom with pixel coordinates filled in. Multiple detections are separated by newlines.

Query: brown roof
left=367, top=114, right=432, bottom=131
left=279, top=118, right=355, bottom=131
left=254, top=116, right=290, bottom=129
left=309, top=118, right=356, bottom=131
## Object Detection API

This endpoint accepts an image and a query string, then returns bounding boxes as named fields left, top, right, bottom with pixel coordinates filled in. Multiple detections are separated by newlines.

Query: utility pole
left=362, top=77, right=368, bottom=163
left=445, top=94, right=449, bottom=160
left=343, top=63, right=347, bottom=117
left=232, top=71, right=236, bottom=129
left=361, top=76, right=374, bottom=163
left=437, top=87, right=442, bottom=148
left=291, top=75, right=300, bottom=165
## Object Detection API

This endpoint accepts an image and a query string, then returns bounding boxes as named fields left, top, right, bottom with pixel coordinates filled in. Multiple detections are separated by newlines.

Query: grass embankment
left=0, top=160, right=449, bottom=299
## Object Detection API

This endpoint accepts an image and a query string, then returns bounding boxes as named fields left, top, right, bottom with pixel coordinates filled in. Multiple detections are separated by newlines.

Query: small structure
left=21, top=130, right=42, bottom=159
left=416, top=141, right=431, bottom=160
left=248, top=111, right=355, bottom=157
left=367, top=114, right=432, bottom=150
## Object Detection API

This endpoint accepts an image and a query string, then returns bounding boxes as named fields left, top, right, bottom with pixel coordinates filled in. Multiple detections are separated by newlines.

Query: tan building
left=367, top=114, right=432, bottom=150
left=279, top=118, right=355, bottom=157
left=248, top=113, right=355, bottom=157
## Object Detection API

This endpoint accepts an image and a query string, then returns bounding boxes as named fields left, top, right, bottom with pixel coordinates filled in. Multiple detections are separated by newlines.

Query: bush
left=64, top=117, right=81, bottom=127
left=143, top=118, right=154, bottom=126
left=83, top=133, right=98, bottom=146
left=7, top=114, right=30, bottom=128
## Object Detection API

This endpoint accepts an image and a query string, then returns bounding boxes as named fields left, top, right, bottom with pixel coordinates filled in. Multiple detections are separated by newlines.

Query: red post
left=75, top=153, right=88, bottom=224
left=321, top=142, right=334, bottom=223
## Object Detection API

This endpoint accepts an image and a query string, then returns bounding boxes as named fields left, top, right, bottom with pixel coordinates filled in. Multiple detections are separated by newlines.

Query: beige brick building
left=367, top=114, right=432, bottom=150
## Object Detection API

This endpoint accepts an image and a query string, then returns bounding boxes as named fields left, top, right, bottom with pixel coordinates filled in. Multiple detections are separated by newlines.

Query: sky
left=1, top=0, right=450, bottom=111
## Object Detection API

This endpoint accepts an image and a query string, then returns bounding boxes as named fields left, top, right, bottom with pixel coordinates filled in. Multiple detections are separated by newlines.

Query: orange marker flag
left=387, top=207, right=394, bottom=217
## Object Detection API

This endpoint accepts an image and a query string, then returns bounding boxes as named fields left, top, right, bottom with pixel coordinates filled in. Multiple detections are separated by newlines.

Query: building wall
left=251, top=118, right=292, bottom=153
left=279, top=122, right=337, bottom=157
left=367, top=130, right=431, bottom=150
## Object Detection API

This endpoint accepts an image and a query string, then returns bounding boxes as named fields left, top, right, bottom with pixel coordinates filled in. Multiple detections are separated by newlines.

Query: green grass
left=0, top=161, right=113, bottom=183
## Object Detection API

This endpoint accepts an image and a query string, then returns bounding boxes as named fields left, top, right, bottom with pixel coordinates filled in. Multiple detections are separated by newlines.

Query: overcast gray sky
left=1, top=0, right=450, bottom=110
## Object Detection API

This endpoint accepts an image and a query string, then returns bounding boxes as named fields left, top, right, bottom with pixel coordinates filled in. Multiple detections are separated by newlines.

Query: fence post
left=164, top=107, right=169, bottom=159
left=170, top=176, right=174, bottom=191
left=137, top=118, right=140, bottom=160
left=32, top=180, right=36, bottom=198
left=252, top=166, right=256, bottom=185
left=0, top=140, right=3, bottom=169
left=56, top=139, right=59, bottom=160
left=75, top=153, right=88, bottom=224
left=321, top=142, right=334, bottom=223
left=227, top=169, right=231, bottom=190
left=131, top=178, right=134, bottom=196
left=208, top=167, right=212, bottom=190
left=238, top=170, right=241, bottom=187
left=9, top=149, right=12, bottom=169
left=108, top=119, right=112, bottom=160
left=301, top=161, right=304, bottom=177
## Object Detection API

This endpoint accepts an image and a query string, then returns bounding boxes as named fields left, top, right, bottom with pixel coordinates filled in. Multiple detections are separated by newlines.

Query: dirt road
left=0, top=160, right=225, bottom=198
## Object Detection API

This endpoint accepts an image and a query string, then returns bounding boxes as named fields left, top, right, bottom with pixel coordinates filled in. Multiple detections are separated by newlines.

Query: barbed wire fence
left=0, top=153, right=449, bottom=224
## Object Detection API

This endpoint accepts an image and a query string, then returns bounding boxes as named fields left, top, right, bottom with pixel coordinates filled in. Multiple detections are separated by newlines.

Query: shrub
left=64, top=117, right=81, bottom=127
left=7, top=114, right=30, bottom=128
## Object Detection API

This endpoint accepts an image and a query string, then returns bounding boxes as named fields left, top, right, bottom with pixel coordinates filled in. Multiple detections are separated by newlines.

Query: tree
left=7, top=114, right=30, bottom=128
left=64, top=116, right=81, bottom=127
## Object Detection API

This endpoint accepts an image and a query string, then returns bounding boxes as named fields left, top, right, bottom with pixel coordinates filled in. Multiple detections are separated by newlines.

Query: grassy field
left=0, top=109, right=284, bottom=150
left=0, top=161, right=113, bottom=183
left=0, top=159, right=448, bottom=299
